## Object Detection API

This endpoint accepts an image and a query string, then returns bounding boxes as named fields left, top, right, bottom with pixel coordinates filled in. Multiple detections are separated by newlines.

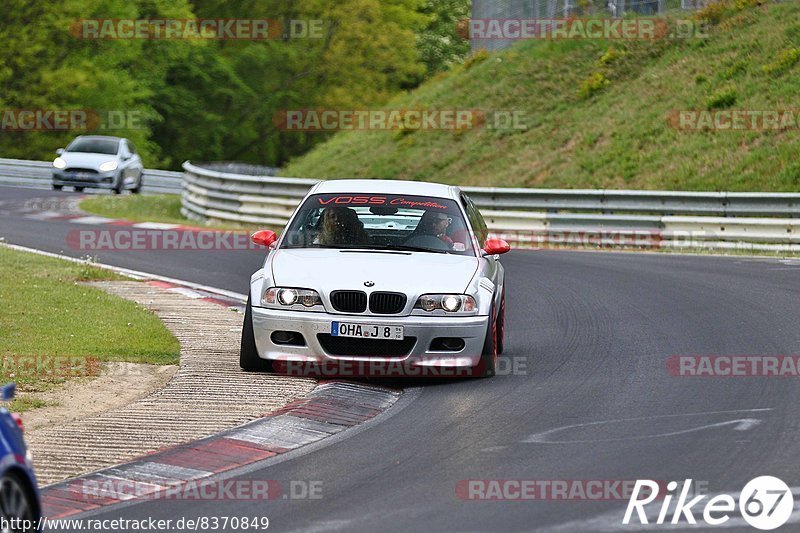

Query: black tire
left=0, top=472, right=38, bottom=533
left=496, top=289, right=505, bottom=356
left=131, top=176, right=143, bottom=194
left=52, top=184, right=62, bottom=191
left=74, top=186, right=84, bottom=192
left=113, top=174, right=123, bottom=195
left=477, top=302, right=498, bottom=378
left=240, top=296, right=273, bottom=372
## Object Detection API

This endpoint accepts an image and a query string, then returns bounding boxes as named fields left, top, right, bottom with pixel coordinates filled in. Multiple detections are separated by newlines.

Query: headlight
left=99, top=161, right=118, bottom=172
left=263, top=287, right=323, bottom=310
left=414, top=294, right=477, bottom=314
left=53, top=157, right=66, bottom=169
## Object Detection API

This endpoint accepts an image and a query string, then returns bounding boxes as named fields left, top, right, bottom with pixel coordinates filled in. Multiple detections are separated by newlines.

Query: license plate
left=331, top=322, right=404, bottom=340
left=74, top=173, right=91, bottom=179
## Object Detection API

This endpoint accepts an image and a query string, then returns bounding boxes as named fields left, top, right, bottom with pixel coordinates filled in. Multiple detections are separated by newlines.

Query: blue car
left=0, top=384, right=40, bottom=532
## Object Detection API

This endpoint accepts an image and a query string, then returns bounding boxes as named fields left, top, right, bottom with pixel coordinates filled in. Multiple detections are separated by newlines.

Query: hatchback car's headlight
left=415, top=294, right=477, bottom=314
left=53, top=157, right=66, bottom=169
left=262, top=287, right=323, bottom=310
left=99, top=161, right=118, bottom=172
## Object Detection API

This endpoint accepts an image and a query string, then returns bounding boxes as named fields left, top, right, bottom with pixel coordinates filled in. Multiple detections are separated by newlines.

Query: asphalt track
left=2, top=186, right=800, bottom=532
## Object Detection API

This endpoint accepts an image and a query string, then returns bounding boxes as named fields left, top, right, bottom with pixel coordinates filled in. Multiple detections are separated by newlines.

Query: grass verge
left=0, top=246, right=180, bottom=398
left=79, top=194, right=262, bottom=230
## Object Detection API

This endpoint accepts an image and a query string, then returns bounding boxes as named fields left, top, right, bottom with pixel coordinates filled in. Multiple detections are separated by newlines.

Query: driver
left=413, top=210, right=454, bottom=248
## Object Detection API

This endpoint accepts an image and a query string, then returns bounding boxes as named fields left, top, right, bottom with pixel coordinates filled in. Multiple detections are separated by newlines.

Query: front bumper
left=53, top=169, right=118, bottom=189
left=251, top=306, right=489, bottom=367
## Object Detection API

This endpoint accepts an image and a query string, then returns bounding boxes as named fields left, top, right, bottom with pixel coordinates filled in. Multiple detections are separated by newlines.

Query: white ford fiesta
left=240, top=179, right=510, bottom=378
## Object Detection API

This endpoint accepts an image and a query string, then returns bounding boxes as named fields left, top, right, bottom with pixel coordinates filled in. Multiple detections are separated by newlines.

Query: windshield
left=66, top=138, right=119, bottom=155
left=281, top=193, right=475, bottom=256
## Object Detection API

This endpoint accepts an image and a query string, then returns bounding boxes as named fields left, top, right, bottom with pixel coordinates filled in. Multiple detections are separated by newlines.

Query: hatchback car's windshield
left=66, top=138, right=119, bottom=155
left=281, top=193, right=475, bottom=256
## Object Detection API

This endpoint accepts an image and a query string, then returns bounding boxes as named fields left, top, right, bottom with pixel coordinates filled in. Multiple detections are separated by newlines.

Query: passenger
left=317, top=206, right=369, bottom=246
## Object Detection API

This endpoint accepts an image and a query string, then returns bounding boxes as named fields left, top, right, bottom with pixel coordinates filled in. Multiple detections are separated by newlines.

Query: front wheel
left=52, top=184, right=62, bottom=191
left=476, top=302, right=498, bottom=378
left=74, top=186, right=84, bottom=192
left=113, top=174, right=123, bottom=195
left=496, top=289, right=505, bottom=355
left=240, top=296, right=273, bottom=372
left=0, top=473, right=38, bottom=533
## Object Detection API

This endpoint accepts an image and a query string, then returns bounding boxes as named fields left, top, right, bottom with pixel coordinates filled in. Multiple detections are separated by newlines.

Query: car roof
left=311, top=179, right=461, bottom=200
left=72, top=135, right=124, bottom=142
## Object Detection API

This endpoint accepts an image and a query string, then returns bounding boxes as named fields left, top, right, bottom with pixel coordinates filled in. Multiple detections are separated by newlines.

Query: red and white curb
left=40, top=382, right=400, bottom=518
left=26, top=209, right=220, bottom=233
left=144, top=280, right=244, bottom=310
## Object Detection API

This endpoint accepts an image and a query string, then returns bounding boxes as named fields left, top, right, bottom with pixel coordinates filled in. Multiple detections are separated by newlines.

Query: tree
left=417, top=0, right=471, bottom=76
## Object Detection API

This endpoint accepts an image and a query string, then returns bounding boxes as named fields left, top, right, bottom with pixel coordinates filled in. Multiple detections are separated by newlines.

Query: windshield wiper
left=381, top=244, right=450, bottom=254
left=281, top=244, right=450, bottom=254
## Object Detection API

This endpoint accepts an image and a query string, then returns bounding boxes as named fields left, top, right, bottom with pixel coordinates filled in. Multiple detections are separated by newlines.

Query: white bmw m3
left=241, top=179, right=510, bottom=378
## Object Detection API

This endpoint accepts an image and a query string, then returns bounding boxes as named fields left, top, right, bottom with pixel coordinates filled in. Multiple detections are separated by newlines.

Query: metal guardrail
left=0, top=158, right=182, bottom=194
left=3, top=157, right=795, bottom=251
left=461, top=187, right=800, bottom=217
left=182, top=161, right=800, bottom=251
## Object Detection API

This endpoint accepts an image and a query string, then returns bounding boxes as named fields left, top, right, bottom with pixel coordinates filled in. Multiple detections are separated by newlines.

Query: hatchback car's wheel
left=240, top=296, right=273, bottom=372
left=0, top=472, right=37, bottom=532
left=52, top=184, right=62, bottom=191
left=113, top=174, right=123, bottom=194
left=477, top=302, right=498, bottom=377
left=74, top=186, right=84, bottom=192
left=131, top=175, right=143, bottom=194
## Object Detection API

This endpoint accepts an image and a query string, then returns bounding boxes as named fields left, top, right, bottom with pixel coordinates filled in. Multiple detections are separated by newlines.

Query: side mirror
left=2, top=383, right=15, bottom=401
left=56, top=148, right=64, bottom=155
left=251, top=230, right=277, bottom=248
left=483, top=238, right=510, bottom=256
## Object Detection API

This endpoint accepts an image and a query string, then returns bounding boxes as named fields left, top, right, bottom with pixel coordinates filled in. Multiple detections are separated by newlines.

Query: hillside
left=283, top=1, right=800, bottom=191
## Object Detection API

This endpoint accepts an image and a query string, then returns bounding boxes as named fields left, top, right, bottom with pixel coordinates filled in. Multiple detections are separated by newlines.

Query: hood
left=270, top=249, right=479, bottom=295
left=60, top=152, right=118, bottom=169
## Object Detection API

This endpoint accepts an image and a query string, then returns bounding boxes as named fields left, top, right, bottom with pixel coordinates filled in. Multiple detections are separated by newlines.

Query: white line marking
left=132, top=222, right=181, bottom=230
left=524, top=409, right=772, bottom=444
left=25, top=211, right=64, bottom=220
left=69, top=216, right=118, bottom=225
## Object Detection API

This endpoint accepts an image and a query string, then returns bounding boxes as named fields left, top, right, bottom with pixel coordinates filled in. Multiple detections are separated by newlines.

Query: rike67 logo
left=624, top=477, right=794, bottom=530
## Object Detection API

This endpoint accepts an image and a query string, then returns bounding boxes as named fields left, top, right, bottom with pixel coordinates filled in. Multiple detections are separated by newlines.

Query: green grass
left=284, top=1, right=800, bottom=192
left=8, top=397, right=52, bottom=413
left=0, top=247, right=180, bottom=392
left=80, top=194, right=190, bottom=226
left=79, top=194, right=262, bottom=230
